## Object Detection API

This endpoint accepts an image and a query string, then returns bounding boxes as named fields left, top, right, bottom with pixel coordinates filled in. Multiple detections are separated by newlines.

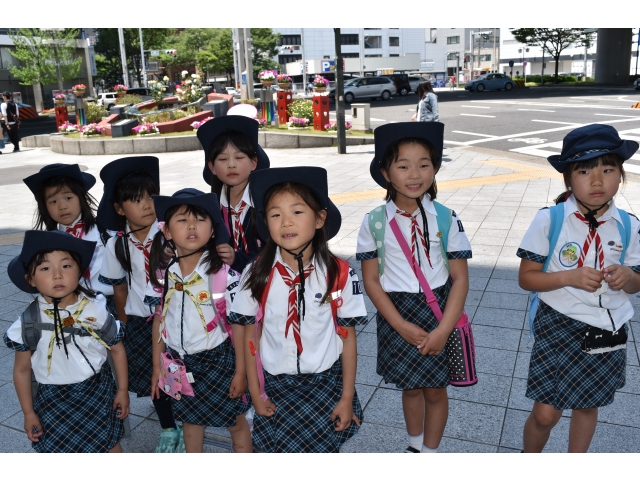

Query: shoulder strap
left=543, top=204, right=564, bottom=273
left=251, top=267, right=276, bottom=402
left=207, top=264, right=233, bottom=341
left=21, top=301, right=41, bottom=351
left=433, top=201, right=452, bottom=272
left=617, top=209, right=632, bottom=266
left=368, top=205, right=387, bottom=276
left=329, top=258, right=351, bottom=340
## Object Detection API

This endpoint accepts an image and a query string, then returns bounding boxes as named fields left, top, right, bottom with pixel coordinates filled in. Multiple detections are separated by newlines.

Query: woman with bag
left=2, top=91, right=20, bottom=152
left=411, top=82, right=439, bottom=123
left=356, top=122, right=474, bottom=453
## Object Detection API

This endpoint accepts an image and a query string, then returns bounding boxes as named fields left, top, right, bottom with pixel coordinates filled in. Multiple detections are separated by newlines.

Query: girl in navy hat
left=197, top=116, right=270, bottom=274
left=518, top=124, right=640, bottom=452
left=3, top=230, right=129, bottom=452
left=145, top=188, right=252, bottom=453
left=356, top=122, right=472, bottom=453
left=230, top=167, right=368, bottom=452
left=96, top=156, right=179, bottom=451
left=23, top=164, right=117, bottom=318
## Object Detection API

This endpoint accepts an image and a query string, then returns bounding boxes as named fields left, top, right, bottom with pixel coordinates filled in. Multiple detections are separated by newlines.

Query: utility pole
left=139, top=28, right=147, bottom=88
left=236, top=28, right=246, bottom=99
left=243, top=28, right=254, bottom=99
left=456, top=53, right=460, bottom=87
left=232, top=28, right=240, bottom=90
left=117, top=28, right=129, bottom=87
left=359, top=28, right=364, bottom=77
left=334, top=28, right=346, bottom=154
left=301, top=29, right=307, bottom=95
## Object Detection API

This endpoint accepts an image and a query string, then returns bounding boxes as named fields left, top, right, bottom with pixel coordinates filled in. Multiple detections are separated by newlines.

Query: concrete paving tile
left=340, top=421, right=406, bottom=453
left=363, top=316, right=377, bottom=334
left=0, top=424, right=33, bottom=452
left=518, top=330, right=535, bottom=352
left=479, top=292, right=529, bottom=311
left=120, top=418, right=161, bottom=453
left=361, top=388, right=404, bottom=428
left=472, top=325, right=522, bottom=352
left=500, top=408, right=569, bottom=452
left=507, top=377, right=534, bottom=412
left=356, top=331, right=377, bottom=358
left=598, top=392, right=640, bottom=428
left=468, top=276, right=490, bottom=291
left=471, top=235, right=506, bottom=247
left=444, top=399, right=505, bottom=446
left=513, top=351, right=531, bottom=379
left=490, top=267, right=520, bottom=281
left=464, top=289, right=484, bottom=307
left=619, top=365, right=640, bottom=395
left=438, top=436, right=497, bottom=452
left=498, top=446, right=523, bottom=452
left=0, top=353, right=15, bottom=382
left=355, top=384, right=376, bottom=409
left=627, top=341, right=638, bottom=366
left=588, top=423, right=640, bottom=452
left=0, top=299, right=29, bottom=316
left=0, top=382, right=22, bottom=422
left=6, top=291, right=33, bottom=304
left=356, top=354, right=382, bottom=387
left=128, top=393, right=155, bottom=418
left=475, top=346, right=517, bottom=378
left=448, top=373, right=512, bottom=407
left=473, top=306, right=526, bottom=330
left=485, top=278, right=526, bottom=295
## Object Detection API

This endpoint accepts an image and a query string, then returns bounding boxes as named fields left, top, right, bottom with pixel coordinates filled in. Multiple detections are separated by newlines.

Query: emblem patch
left=197, top=291, right=210, bottom=303
left=559, top=242, right=581, bottom=268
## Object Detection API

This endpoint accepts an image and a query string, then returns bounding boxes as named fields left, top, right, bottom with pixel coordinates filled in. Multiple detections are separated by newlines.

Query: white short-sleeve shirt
left=229, top=250, right=368, bottom=375
left=144, top=256, right=240, bottom=357
left=59, top=215, right=114, bottom=296
left=99, top=220, right=159, bottom=318
left=5, top=294, right=122, bottom=385
left=518, top=195, right=640, bottom=330
left=356, top=197, right=472, bottom=292
left=219, top=181, right=254, bottom=224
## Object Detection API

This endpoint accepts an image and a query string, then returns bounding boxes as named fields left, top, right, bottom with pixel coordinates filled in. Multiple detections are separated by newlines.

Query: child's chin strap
left=416, top=197, right=431, bottom=259
left=575, top=198, right=609, bottom=231
left=50, top=297, right=70, bottom=359
left=161, top=242, right=207, bottom=304
left=117, top=225, right=147, bottom=287
left=281, top=240, right=312, bottom=321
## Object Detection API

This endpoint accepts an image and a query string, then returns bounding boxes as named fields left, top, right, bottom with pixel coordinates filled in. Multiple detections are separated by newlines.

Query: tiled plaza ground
left=1, top=143, right=639, bottom=452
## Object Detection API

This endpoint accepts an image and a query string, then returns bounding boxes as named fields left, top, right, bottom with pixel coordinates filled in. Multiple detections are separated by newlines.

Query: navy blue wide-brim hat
left=97, top=156, right=160, bottom=231
left=152, top=188, right=230, bottom=246
left=370, top=122, right=445, bottom=188
left=249, top=167, right=341, bottom=241
left=8, top=230, right=97, bottom=293
left=547, top=124, right=639, bottom=173
left=23, top=163, right=96, bottom=196
left=197, top=116, right=270, bottom=187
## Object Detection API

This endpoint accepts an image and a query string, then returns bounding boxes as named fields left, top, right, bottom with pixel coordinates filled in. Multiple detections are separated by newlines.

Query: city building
left=432, top=28, right=501, bottom=81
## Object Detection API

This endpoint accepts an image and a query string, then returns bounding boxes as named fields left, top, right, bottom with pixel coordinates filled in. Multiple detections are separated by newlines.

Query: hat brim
left=547, top=139, right=640, bottom=173
left=250, top=167, right=341, bottom=241
left=371, top=122, right=445, bottom=188
left=152, top=192, right=230, bottom=246
left=97, top=156, right=160, bottom=231
left=9, top=231, right=96, bottom=293
left=23, top=164, right=96, bottom=196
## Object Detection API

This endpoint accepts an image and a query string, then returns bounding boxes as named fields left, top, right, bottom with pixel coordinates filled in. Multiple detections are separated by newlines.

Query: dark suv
left=382, top=73, right=411, bottom=96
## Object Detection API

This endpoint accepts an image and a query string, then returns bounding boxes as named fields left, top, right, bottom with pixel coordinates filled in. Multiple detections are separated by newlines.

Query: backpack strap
left=367, top=205, right=387, bottom=276
left=433, top=201, right=453, bottom=272
left=529, top=204, right=565, bottom=338
left=329, top=258, right=351, bottom=340
left=207, top=264, right=233, bottom=342
left=21, top=301, right=41, bottom=351
left=617, top=209, right=631, bottom=266
left=249, top=267, right=276, bottom=401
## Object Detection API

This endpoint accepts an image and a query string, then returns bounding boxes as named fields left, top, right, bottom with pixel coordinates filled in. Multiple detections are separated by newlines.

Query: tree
left=250, top=28, right=280, bottom=80
left=205, top=29, right=235, bottom=81
left=510, top=28, right=586, bottom=83
left=8, top=28, right=82, bottom=109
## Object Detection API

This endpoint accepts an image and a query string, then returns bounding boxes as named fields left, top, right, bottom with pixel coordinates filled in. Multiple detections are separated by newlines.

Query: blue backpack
left=527, top=202, right=632, bottom=338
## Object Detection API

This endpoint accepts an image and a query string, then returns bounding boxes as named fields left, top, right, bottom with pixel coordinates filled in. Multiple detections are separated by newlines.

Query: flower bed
left=132, top=122, right=160, bottom=136
left=324, top=121, right=352, bottom=132
left=80, top=123, right=103, bottom=137
left=58, top=121, right=77, bottom=133
left=257, top=118, right=267, bottom=129
left=288, top=117, right=310, bottom=129
left=191, top=117, right=213, bottom=131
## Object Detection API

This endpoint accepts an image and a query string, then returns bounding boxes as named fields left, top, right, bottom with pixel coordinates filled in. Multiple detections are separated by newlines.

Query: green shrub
left=241, top=98, right=259, bottom=106
left=143, top=111, right=171, bottom=123
left=116, top=94, right=142, bottom=105
left=83, top=100, right=108, bottom=123
left=287, top=99, right=313, bottom=121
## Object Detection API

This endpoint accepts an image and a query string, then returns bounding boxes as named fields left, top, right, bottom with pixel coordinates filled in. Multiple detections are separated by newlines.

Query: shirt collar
left=565, top=194, right=619, bottom=223
left=220, top=182, right=253, bottom=210
left=386, top=195, right=437, bottom=218
left=38, top=292, right=84, bottom=311
left=274, top=248, right=315, bottom=274
left=168, top=252, right=208, bottom=280
left=126, top=220, right=158, bottom=243
left=60, top=214, right=83, bottom=229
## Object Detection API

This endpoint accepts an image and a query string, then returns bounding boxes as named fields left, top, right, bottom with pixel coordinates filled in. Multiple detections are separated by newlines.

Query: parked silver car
left=465, top=73, right=514, bottom=92
left=330, top=77, right=397, bottom=103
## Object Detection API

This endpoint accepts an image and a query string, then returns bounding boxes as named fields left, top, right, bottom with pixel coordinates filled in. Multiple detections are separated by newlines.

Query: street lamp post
left=456, top=53, right=460, bottom=88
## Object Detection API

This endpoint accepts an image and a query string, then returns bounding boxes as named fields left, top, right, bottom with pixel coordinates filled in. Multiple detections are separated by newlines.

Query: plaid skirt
left=252, top=357, right=363, bottom=453
left=527, top=300, right=627, bottom=410
left=105, top=294, right=117, bottom=319
left=377, top=282, right=451, bottom=390
left=32, top=367, right=124, bottom=452
left=169, top=340, right=250, bottom=427
left=124, top=315, right=153, bottom=397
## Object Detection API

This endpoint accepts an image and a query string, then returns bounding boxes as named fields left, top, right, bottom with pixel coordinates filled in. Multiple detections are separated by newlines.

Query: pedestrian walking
left=412, top=82, right=439, bottom=122
left=2, top=91, right=20, bottom=152
left=231, top=166, right=368, bottom=452
left=449, top=75, right=455, bottom=90
left=357, top=122, right=472, bottom=453
left=517, top=124, right=640, bottom=453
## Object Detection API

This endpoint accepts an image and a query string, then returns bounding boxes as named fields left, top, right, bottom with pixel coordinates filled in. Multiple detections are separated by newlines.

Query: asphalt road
left=329, top=85, right=640, bottom=173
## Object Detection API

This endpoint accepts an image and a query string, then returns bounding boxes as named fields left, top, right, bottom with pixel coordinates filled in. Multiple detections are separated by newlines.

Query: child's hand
left=229, top=372, right=247, bottom=399
left=24, top=411, right=43, bottom=442
left=603, top=265, right=634, bottom=291
left=331, top=398, right=360, bottom=432
left=151, top=369, right=161, bottom=400
left=113, top=390, right=130, bottom=419
left=216, top=244, right=236, bottom=266
left=397, top=321, right=428, bottom=348
left=253, top=396, right=277, bottom=417
left=418, top=326, right=448, bottom=356
left=567, top=267, right=604, bottom=292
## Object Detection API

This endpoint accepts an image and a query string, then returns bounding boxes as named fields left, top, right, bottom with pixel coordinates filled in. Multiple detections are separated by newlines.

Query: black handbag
left=582, top=324, right=627, bottom=354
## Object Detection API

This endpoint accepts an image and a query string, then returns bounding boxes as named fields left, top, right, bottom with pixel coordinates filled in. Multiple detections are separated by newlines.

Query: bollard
left=351, top=103, right=372, bottom=133
left=277, top=91, right=293, bottom=125
left=312, top=95, right=330, bottom=131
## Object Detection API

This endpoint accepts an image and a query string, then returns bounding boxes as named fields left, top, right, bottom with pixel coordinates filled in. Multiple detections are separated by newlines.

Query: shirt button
left=291, top=349, right=295, bottom=354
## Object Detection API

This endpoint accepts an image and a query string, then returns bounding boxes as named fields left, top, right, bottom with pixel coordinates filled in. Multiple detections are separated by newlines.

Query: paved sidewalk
left=0, top=143, right=639, bottom=453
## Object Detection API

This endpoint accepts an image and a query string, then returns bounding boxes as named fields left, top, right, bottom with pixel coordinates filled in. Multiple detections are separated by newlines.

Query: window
left=447, top=52, right=459, bottom=60
left=390, top=54, right=399, bottom=57
left=389, top=37, right=399, bottom=47
left=342, top=52, right=359, bottom=58
left=364, top=36, right=382, bottom=49
left=479, top=54, right=492, bottom=61
left=447, top=36, right=460, bottom=45
left=0, top=48, right=19, bottom=70
left=365, top=54, right=382, bottom=57
left=278, top=35, right=301, bottom=46
left=278, top=54, right=302, bottom=65
left=341, top=34, right=358, bottom=45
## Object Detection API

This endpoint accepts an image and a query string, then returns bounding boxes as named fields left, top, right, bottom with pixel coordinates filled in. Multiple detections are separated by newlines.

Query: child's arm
left=228, top=324, right=247, bottom=399
left=331, top=326, right=360, bottom=432
left=151, top=306, right=165, bottom=400
left=519, top=258, right=604, bottom=293
left=13, top=351, right=43, bottom=442
left=361, top=258, right=428, bottom=346
left=113, top=284, right=128, bottom=323
left=603, top=265, right=640, bottom=294
left=109, top=342, right=130, bottom=419
left=244, top=323, right=276, bottom=416
left=419, top=258, right=468, bottom=356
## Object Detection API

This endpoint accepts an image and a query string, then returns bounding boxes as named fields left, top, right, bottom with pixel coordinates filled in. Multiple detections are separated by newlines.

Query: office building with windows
left=432, top=28, right=500, bottom=80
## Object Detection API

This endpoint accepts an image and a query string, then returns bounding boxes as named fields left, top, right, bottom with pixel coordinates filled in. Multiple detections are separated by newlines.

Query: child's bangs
left=264, top=182, right=322, bottom=214
left=208, top=131, right=257, bottom=162
left=568, top=154, right=622, bottom=172
left=26, top=249, right=82, bottom=276
left=166, top=203, right=211, bottom=222
left=114, top=171, right=159, bottom=203
left=381, top=137, right=440, bottom=171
